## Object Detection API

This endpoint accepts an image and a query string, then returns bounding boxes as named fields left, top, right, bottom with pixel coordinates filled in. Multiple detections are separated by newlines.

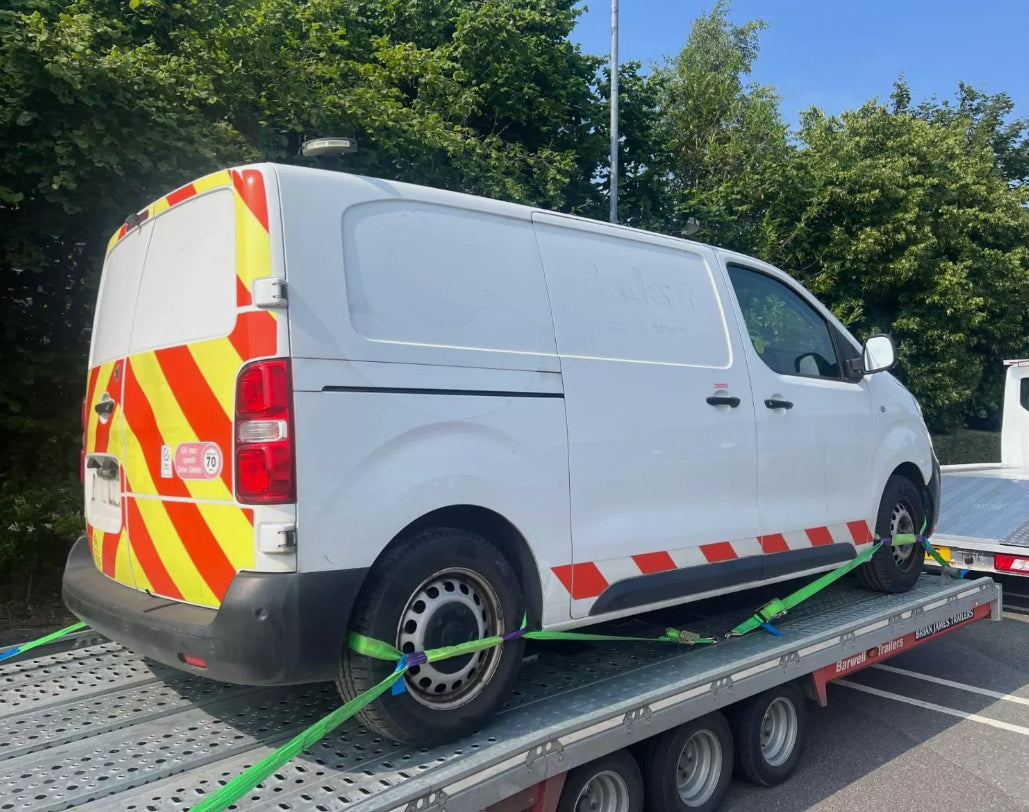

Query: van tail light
left=234, top=359, right=295, bottom=504
left=80, top=396, right=87, bottom=482
left=995, top=554, right=1029, bottom=573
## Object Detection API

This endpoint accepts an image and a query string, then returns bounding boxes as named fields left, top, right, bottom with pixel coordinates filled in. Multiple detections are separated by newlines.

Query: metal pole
left=609, top=0, right=619, bottom=224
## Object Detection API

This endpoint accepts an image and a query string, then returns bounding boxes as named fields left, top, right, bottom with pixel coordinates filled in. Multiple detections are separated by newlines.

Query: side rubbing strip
left=322, top=386, right=564, bottom=399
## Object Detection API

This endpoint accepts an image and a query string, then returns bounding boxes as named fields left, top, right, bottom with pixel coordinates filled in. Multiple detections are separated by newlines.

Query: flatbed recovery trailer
left=0, top=573, right=1001, bottom=812
left=934, top=359, right=1029, bottom=579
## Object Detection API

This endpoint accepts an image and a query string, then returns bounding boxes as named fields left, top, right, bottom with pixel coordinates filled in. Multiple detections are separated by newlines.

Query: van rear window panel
left=341, top=201, right=557, bottom=356
left=534, top=225, right=732, bottom=369
left=90, top=223, right=154, bottom=367
left=129, top=189, right=238, bottom=355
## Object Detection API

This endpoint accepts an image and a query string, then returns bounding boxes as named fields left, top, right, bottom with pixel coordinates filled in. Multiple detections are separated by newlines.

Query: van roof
left=269, top=162, right=721, bottom=254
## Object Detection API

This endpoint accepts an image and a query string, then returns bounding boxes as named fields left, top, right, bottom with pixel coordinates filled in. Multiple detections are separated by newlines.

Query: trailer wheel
left=730, top=683, right=807, bottom=787
left=857, top=474, right=927, bottom=593
left=557, top=750, right=644, bottom=812
left=640, top=712, right=732, bottom=812
left=338, top=527, right=525, bottom=746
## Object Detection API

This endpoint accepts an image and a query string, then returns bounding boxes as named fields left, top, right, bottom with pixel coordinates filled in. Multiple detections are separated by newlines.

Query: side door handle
left=706, top=395, right=741, bottom=408
left=764, top=398, right=794, bottom=410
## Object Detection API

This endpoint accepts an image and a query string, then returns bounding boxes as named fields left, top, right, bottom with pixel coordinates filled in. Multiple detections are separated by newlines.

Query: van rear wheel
left=856, top=475, right=926, bottom=593
left=338, top=527, right=525, bottom=745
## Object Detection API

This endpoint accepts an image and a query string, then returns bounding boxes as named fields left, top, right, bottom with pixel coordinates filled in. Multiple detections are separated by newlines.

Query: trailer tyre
left=557, top=750, right=644, bottom=812
left=338, top=527, right=525, bottom=746
left=640, top=712, right=732, bottom=812
left=857, top=474, right=926, bottom=593
left=730, top=683, right=807, bottom=787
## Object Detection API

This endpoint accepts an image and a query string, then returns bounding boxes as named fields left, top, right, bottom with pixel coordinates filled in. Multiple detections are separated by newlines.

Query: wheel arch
left=378, top=505, right=544, bottom=628
left=889, top=461, right=926, bottom=491
left=887, top=461, right=935, bottom=527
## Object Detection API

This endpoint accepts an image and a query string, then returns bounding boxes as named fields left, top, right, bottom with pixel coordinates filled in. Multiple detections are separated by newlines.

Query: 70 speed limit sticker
left=173, top=442, right=224, bottom=480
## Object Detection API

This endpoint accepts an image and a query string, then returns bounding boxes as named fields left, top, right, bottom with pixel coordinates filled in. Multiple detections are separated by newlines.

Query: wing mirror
left=846, top=334, right=897, bottom=378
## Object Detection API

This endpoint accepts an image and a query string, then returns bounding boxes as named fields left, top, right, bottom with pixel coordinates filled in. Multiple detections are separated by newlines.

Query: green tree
left=592, top=61, right=668, bottom=229
left=647, top=1, right=792, bottom=250
left=192, top=0, right=603, bottom=208
left=914, top=81, right=1029, bottom=189
left=763, top=87, right=1029, bottom=431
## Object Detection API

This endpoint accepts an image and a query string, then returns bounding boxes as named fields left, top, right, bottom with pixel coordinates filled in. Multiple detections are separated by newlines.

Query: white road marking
left=870, top=664, right=1029, bottom=707
left=836, top=680, right=1029, bottom=736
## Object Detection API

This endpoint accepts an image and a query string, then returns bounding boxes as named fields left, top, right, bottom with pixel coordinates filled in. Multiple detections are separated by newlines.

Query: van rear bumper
left=62, top=536, right=368, bottom=685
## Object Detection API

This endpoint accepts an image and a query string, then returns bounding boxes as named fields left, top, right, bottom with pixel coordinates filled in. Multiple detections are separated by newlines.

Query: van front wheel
left=856, top=475, right=926, bottom=593
left=338, top=527, right=525, bottom=745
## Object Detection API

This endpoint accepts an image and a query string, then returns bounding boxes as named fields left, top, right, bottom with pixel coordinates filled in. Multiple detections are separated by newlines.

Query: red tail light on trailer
left=234, top=359, right=296, bottom=504
left=995, top=554, right=1029, bottom=573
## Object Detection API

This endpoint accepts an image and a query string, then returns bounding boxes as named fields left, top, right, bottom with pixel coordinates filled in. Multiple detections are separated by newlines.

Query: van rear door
left=87, top=167, right=285, bottom=608
left=84, top=222, right=155, bottom=588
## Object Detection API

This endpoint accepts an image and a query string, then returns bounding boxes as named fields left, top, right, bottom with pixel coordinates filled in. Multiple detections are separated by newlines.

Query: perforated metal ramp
left=0, top=575, right=1000, bottom=812
left=938, top=473, right=1029, bottom=547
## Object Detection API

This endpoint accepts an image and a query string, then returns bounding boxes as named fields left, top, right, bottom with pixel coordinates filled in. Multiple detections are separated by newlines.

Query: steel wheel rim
left=760, top=697, right=798, bottom=767
left=890, top=501, right=917, bottom=568
left=573, top=770, right=630, bottom=812
left=676, top=729, right=722, bottom=807
left=396, top=567, right=504, bottom=710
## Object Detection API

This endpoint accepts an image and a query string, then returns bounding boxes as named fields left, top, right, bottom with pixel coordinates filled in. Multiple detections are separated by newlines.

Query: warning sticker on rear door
left=174, top=442, right=223, bottom=480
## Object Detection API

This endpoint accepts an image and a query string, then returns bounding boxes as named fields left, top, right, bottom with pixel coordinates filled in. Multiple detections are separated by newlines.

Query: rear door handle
left=94, top=398, right=115, bottom=417
left=706, top=395, right=741, bottom=408
left=764, top=398, right=794, bottom=410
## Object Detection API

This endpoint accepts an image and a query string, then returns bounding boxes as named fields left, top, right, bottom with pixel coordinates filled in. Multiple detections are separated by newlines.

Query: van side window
left=727, top=265, right=842, bottom=380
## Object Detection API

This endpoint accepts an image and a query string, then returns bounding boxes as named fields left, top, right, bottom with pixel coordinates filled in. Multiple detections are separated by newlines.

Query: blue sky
left=572, top=1, right=1026, bottom=126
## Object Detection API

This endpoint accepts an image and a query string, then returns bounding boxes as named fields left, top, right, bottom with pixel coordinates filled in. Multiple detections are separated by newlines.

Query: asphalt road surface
left=722, top=574, right=1029, bottom=812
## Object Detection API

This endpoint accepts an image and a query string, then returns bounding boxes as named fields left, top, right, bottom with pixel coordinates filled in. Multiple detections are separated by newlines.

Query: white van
left=64, top=164, right=940, bottom=745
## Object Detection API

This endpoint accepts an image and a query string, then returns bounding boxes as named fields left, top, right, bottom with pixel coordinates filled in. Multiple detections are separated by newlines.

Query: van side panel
left=94, top=166, right=286, bottom=608
left=532, top=213, right=762, bottom=619
left=277, top=167, right=574, bottom=626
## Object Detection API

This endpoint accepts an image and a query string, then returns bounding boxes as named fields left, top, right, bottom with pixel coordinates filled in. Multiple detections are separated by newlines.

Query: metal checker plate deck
left=938, top=474, right=1029, bottom=547
left=0, top=575, right=999, bottom=812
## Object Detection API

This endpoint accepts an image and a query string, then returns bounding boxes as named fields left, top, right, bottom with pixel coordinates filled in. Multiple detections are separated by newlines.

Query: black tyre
left=730, top=683, right=807, bottom=787
left=556, top=750, right=644, bottom=812
left=856, top=474, right=926, bottom=593
left=640, top=713, right=732, bottom=812
left=338, top=527, right=524, bottom=746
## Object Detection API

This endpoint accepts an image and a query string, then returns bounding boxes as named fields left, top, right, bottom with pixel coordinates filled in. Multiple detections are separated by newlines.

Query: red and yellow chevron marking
left=89, top=165, right=279, bottom=608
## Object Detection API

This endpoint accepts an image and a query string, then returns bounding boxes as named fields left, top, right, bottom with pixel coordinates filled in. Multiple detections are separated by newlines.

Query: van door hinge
left=253, top=277, right=288, bottom=309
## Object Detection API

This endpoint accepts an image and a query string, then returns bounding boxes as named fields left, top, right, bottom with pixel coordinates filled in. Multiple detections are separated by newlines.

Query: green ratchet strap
left=348, top=626, right=716, bottom=664
left=189, top=623, right=714, bottom=812
left=730, top=528, right=957, bottom=638
left=189, top=665, right=404, bottom=812
left=0, top=621, right=87, bottom=664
